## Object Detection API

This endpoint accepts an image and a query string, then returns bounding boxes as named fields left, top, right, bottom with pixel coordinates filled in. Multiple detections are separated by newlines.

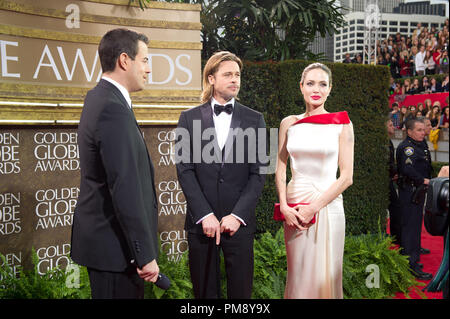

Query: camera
left=423, top=177, right=449, bottom=298
left=424, top=177, right=449, bottom=236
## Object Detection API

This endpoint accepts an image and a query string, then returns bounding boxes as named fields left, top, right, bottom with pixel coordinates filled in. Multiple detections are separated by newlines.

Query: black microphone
left=154, top=273, right=170, bottom=290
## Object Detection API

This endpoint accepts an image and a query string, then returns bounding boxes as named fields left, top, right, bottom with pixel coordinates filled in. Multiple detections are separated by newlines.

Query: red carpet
left=388, top=220, right=445, bottom=299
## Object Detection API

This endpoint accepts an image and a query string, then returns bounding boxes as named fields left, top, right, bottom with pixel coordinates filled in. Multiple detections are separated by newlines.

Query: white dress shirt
left=211, top=97, right=234, bottom=150
left=196, top=97, right=246, bottom=226
left=102, top=76, right=132, bottom=109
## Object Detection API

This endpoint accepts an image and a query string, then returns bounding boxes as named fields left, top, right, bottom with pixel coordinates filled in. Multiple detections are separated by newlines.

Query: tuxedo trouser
left=398, top=186, right=425, bottom=271
left=188, top=231, right=254, bottom=299
left=87, top=265, right=144, bottom=299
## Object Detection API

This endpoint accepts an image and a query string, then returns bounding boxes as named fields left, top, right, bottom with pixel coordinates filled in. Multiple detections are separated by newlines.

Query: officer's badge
left=404, top=147, right=414, bottom=156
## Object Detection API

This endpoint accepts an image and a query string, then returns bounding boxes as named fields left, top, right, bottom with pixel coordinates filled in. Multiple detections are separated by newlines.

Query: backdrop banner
left=1, top=0, right=200, bottom=274
left=0, top=125, right=186, bottom=273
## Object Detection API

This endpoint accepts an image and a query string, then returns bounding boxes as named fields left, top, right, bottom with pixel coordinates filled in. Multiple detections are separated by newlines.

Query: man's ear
left=208, top=74, right=215, bottom=86
left=117, top=52, right=129, bottom=71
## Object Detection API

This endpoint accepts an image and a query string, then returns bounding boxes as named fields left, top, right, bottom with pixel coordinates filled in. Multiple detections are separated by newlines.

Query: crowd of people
left=343, top=19, right=449, bottom=78
left=375, top=19, right=450, bottom=133
left=390, top=102, right=449, bottom=130
left=380, top=22, right=449, bottom=78
left=390, top=74, right=449, bottom=96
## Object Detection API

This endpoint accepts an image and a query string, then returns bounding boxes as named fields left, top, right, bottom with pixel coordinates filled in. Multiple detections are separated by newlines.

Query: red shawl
left=293, top=111, right=350, bottom=125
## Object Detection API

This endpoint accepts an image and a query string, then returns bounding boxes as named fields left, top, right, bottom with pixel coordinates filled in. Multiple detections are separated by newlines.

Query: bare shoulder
left=340, top=121, right=354, bottom=142
left=280, top=115, right=299, bottom=130
left=343, top=121, right=354, bottom=130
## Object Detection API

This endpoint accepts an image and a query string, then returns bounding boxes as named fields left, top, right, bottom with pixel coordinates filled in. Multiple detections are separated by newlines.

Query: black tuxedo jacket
left=71, top=79, right=158, bottom=272
left=176, top=101, right=266, bottom=234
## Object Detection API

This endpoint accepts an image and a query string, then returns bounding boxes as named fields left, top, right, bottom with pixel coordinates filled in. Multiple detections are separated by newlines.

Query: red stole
left=293, top=111, right=350, bottom=125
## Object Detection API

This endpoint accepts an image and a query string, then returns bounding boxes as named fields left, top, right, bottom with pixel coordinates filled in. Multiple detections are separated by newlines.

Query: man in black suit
left=175, top=51, right=267, bottom=298
left=71, top=29, right=159, bottom=298
left=387, top=118, right=401, bottom=245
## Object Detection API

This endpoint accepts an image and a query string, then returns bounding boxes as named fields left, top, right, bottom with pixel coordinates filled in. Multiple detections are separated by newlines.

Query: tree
left=133, top=0, right=345, bottom=61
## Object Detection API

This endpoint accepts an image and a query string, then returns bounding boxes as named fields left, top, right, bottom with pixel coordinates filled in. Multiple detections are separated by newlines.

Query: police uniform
left=396, top=135, right=432, bottom=275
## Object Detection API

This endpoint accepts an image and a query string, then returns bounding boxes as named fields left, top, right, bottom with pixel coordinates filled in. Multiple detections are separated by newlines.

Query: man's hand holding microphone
left=137, top=259, right=170, bottom=290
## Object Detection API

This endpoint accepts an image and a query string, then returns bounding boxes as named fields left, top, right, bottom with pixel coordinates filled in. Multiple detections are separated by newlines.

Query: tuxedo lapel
left=102, top=80, right=142, bottom=136
left=200, top=101, right=215, bottom=130
left=99, top=79, right=142, bottom=136
left=200, top=102, right=222, bottom=164
left=128, top=107, right=157, bottom=199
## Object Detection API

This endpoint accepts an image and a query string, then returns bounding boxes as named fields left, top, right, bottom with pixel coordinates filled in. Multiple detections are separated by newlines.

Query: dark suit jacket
left=71, top=79, right=158, bottom=272
left=176, top=101, right=266, bottom=234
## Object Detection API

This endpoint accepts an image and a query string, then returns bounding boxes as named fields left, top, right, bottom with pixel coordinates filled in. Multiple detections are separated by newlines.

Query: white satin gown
left=283, top=114, right=346, bottom=299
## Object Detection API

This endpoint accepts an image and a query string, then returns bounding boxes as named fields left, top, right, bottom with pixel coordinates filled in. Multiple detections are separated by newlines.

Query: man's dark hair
left=417, top=116, right=430, bottom=123
left=405, top=118, right=421, bottom=131
left=386, top=115, right=393, bottom=124
left=99, top=28, right=149, bottom=73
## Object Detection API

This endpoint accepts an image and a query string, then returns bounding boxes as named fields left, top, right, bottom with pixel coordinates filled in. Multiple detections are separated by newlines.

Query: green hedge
left=1, top=229, right=421, bottom=299
left=240, top=60, right=392, bottom=236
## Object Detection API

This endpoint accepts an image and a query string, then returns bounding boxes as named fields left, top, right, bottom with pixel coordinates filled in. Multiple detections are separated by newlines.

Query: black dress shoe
left=411, top=268, right=432, bottom=280
left=420, top=247, right=430, bottom=254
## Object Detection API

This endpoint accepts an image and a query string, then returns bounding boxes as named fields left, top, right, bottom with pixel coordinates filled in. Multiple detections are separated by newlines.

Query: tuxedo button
left=219, top=178, right=224, bottom=183
left=134, top=241, right=140, bottom=253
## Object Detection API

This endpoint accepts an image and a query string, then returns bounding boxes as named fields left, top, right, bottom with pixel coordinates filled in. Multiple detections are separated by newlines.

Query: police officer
left=396, top=118, right=433, bottom=280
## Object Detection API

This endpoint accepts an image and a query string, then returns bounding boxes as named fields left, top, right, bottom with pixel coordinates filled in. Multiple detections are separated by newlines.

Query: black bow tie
left=214, top=103, right=233, bottom=116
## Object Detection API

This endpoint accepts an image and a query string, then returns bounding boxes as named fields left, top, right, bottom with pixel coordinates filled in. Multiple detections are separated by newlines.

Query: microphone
left=154, top=273, right=170, bottom=290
